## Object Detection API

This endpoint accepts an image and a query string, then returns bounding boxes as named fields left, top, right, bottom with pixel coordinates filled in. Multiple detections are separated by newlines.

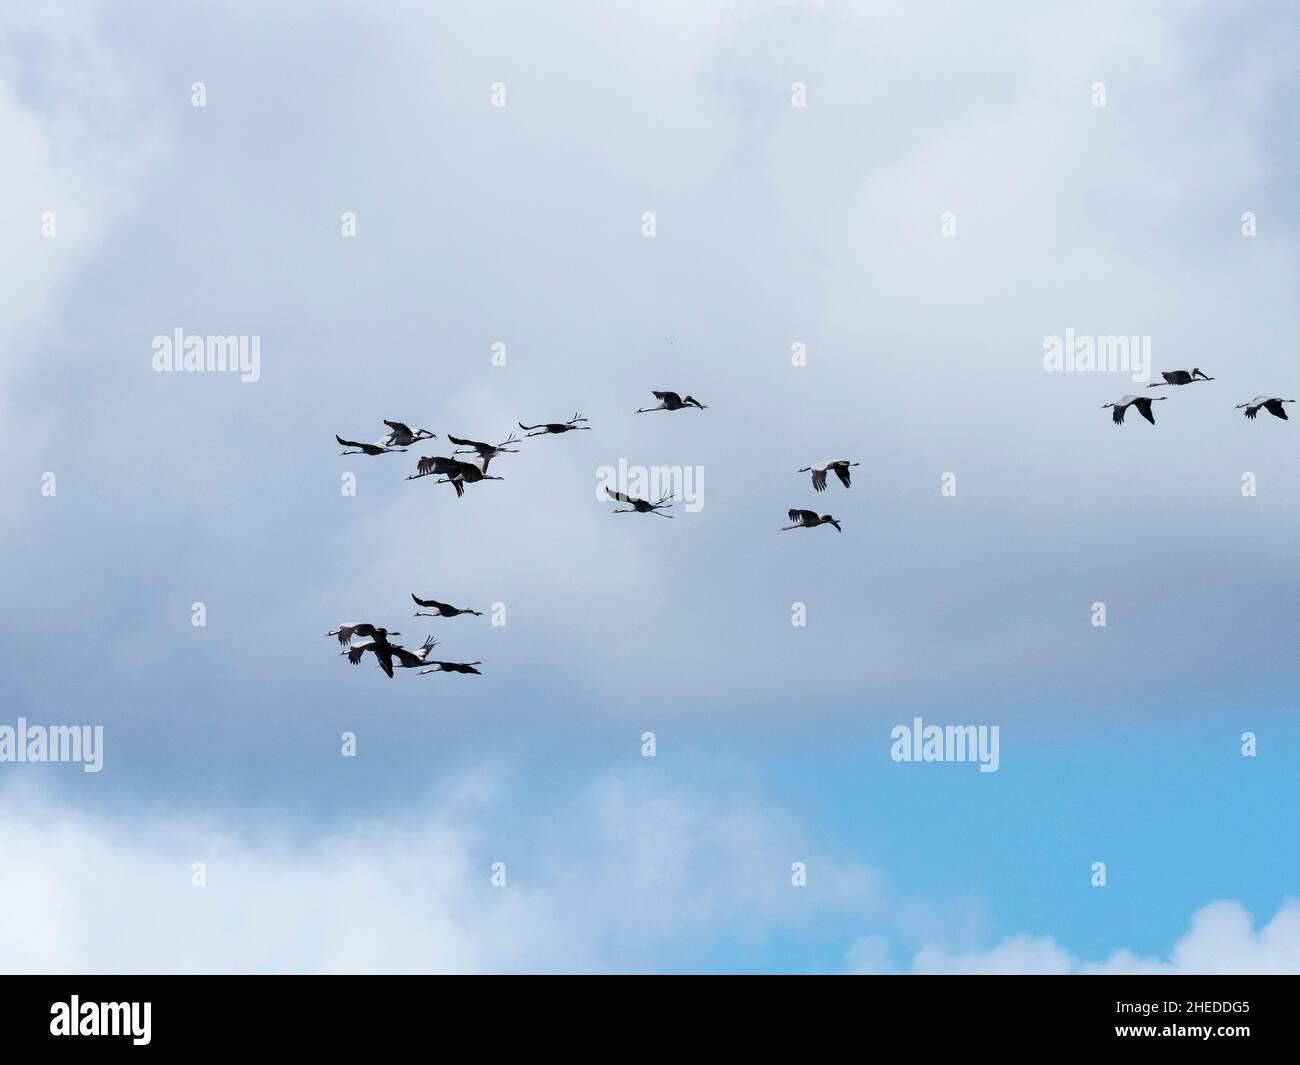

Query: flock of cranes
left=780, top=459, right=858, bottom=534
left=326, top=604, right=483, bottom=680
left=329, top=371, right=1291, bottom=677
left=327, top=390, right=866, bottom=679
left=330, top=370, right=1292, bottom=679
left=1103, top=367, right=1294, bottom=425
left=335, top=395, right=717, bottom=511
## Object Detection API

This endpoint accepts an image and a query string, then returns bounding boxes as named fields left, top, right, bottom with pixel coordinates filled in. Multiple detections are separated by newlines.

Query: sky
left=1, top=0, right=1298, bottom=973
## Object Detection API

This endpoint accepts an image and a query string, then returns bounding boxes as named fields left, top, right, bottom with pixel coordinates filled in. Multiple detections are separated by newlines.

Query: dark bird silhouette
left=336, top=434, right=406, bottom=456
left=780, top=509, right=841, bottom=532
left=518, top=413, right=590, bottom=437
left=448, top=432, right=519, bottom=465
left=412, top=594, right=484, bottom=618
left=325, top=623, right=400, bottom=647
left=344, top=633, right=401, bottom=678
left=1102, top=394, right=1165, bottom=425
left=1147, top=368, right=1213, bottom=388
left=1237, top=396, right=1295, bottom=420
left=605, top=489, right=673, bottom=517
left=636, top=391, right=707, bottom=413
left=391, top=636, right=439, bottom=670
left=419, top=660, right=483, bottom=676
left=382, top=420, right=436, bottom=447
left=406, top=455, right=502, bottom=496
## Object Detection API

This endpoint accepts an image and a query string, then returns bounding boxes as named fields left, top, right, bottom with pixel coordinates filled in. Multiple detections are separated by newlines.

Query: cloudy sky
left=1, top=0, right=1297, bottom=973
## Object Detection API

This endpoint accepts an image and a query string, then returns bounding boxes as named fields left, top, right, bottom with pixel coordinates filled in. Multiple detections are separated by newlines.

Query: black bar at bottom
left=0, top=974, right=1291, bottom=1051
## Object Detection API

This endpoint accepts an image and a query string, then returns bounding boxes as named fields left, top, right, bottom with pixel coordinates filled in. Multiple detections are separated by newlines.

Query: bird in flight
left=406, top=455, right=503, bottom=496
left=412, top=594, right=484, bottom=618
left=635, top=391, right=707, bottom=413
left=419, top=660, right=483, bottom=676
left=781, top=509, right=841, bottom=532
left=336, top=434, right=407, bottom=456
left=1102, top=394, right=1166, bottom=425
left=518, top=413, right=591, bottom=437
left=799, top=459, right=859, bottom=492
left=343, top=629, right=402, bottom=677
left=605, top=489, right=674, bottom=517
left=1147, top=369, right=1213, bottom=388
left=448, top=432, right=519, bottom=466
left=381, top=420, right=437, bottom=447
left=1236, top=396, right=1295, bottom=420
left=391, top=636, right=440, bottom=671
left=325, top=622, right=400, bottom=647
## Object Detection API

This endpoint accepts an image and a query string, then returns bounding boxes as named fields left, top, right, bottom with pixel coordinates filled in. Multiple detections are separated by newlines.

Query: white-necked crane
left=325, top=622, right=400, bottom=647
left=800, top=459, right=859, bottom=492
left=635, top=391, right=707, bottom=413
left=391, top=636, right=439, bottom=670
left=1237, top=396, right=1295, bottom=420
left=419, top=660, right=483, bottom=676
left=336, top=434, right=407, bottom=456
left=412, top=594, right=484, bottom=618
left=605, top=489, right=674, bottom=517
left=781, top=509, right=841, bottom=532
left=448, top=432, right=519, bottom=466
left=406, top=455, right=502, bottom=497
left=518, top=413, right=590, bottom=437
left=1147, top=368, right=1213, bottom=388
left=1102, top=394, right=1166, bottom=425
left=382, top=420, right=437, bottom=447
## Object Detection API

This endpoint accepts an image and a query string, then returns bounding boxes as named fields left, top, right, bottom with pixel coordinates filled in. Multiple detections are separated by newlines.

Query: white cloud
left=10, top=767, right=1294, bottom=974
left=0, top=771, right=883, bottom=973
left=900, top=899, right=1300, bottom=975
left=907, top=934, right=1076, bottom=975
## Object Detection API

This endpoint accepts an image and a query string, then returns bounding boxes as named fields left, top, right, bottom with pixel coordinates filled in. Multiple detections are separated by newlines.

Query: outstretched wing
left=336, top=435, right=364, bottom=448
left=607, top=489, right=636, bottom=505
left=1134, top=398, right=1156, bottom=425
left=346, top=644, right=369, bottom=665
left=1111, top=405, right=1127, bottom=425
left=811, top=468, right=827, bottom=492
left=833, top=463, right=852, bottom=489
left=374, top=647, right=395, bottom=678
left=417, top=455, right=458, bottom=477
left=653, top=391, right=681, bottom=404
left=384, top=420, right=412, bottom=435
left=448, top=434, right=490, bottom=452
left=1265, top=399, right=1289, bottom=420
left=518, top=421, right=540, bottom=431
